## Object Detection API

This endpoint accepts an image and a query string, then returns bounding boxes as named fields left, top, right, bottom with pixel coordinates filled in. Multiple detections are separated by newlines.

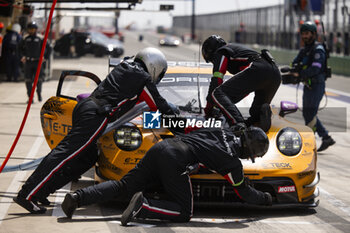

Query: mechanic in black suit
left=14, top=47, right=177, bottom=214
left=20, top=22, right=51, bottom=103
left=202, top=35, right=281, bottom=132
left=61, top=126, right=272, bottom=225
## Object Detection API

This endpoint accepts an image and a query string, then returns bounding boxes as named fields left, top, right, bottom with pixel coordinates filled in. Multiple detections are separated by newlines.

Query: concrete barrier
left=260, top=47, right=350, bottom=77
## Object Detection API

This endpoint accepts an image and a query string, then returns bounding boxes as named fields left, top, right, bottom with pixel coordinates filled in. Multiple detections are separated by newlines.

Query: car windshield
left=89, top=31, right=110, bottom=44
left=158, top=73, right=210, bottom=112
left=157, top=64, right=253, bottom=117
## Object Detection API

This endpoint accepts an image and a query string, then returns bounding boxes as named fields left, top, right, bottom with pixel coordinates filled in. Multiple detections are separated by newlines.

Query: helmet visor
left=155, top=69, right=166, bottom=84
left=202, top=48, right=213, bottom=63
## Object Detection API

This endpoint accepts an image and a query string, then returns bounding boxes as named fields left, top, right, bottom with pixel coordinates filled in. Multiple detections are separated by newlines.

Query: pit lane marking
left=0, top=133, right=45, bottom=225
left=285, top=84, right=350, bottom=104
left=319, top=187, right=350, bottom=217
left=45, top=73, right=77, bottom=218
left=52, top=182, right=72, bottom=217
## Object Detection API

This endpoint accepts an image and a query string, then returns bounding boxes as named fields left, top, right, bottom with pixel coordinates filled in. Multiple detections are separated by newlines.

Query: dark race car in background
left=159, top=35, right=181, bottom=47
left=54, top=30, right=124, bottom=58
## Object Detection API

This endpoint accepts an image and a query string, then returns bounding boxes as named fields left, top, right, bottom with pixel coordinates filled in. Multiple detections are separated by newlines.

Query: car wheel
left=111, top=48, right=124, bottom=58
left=94, top=47, right=105, bottom=57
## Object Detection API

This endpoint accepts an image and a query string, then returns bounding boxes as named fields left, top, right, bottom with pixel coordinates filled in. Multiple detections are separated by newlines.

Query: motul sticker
left=278, top=186, right=296, bottom=193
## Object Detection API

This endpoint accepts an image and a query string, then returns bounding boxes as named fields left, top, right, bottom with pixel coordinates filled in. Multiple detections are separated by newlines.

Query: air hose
left=0, top=1, right=57, bottom=173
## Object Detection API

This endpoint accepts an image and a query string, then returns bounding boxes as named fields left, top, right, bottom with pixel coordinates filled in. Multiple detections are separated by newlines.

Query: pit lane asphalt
left=0, top=30, right=350, bottom=233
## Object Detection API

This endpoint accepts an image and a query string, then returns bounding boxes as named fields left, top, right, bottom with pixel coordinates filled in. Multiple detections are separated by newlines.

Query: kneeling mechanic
left=61, top=125, right=272, bottom=225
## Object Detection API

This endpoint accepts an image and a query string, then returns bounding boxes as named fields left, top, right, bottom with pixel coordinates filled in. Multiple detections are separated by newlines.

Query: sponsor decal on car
left=98, top=154, right=123, bottom=174
left=124, top=157, right=143, bottom=165
left=278, top=185, right=296, bottom=193
left=102, top=144, right=116, bottom=150
left=136, top=149, right=147, bottom=155
left=161, top=77, right=210, bottom=83
left=43, top=122, right=72, bottom=136
left=302, top=150, right=313, bottom=156
left=298, top=170, right=315, bottom=179
left=263, top=162, right=293, bottom=169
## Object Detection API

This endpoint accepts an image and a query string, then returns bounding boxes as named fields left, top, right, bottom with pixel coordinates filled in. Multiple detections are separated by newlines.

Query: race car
left=54, top=30, right=124, bottom=58
left=40, top=62, right=319, bottom=208
left=159, top=35, right=181, bottom=47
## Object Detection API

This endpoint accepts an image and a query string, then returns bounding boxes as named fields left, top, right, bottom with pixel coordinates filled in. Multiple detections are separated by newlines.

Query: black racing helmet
left=27, top=21, right=38, bottom=29
left=240, top=126, right=269, bottom=163
left=202, top=35, right=226, bottom=63
left=300, top=21, right=317, bottom=34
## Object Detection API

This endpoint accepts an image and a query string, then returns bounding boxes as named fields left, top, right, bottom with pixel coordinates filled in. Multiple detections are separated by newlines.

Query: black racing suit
left=2, top=30, right=21, bottom=82
left=20, top=33, right=50, bottom=99
left=17, top=61, right=174, bottom=202
left=292, top=42, right=329, bottom=138
left=74, top=127, right=270, bottom=223
left=205, top=44, right=281, bottom=126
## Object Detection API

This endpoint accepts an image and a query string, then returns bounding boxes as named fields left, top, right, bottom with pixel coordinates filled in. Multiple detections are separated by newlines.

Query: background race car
left=159, top=35, right=181, bottom=47
left=40, top=62, right=319, bottom=208
left=54, top=30, right=124, bottom=58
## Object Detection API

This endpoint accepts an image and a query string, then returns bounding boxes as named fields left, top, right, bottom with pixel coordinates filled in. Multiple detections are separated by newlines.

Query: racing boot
left=317, top=136, right=336, bottom=152
left=13, top=196, right=47, bottom=214
left=121, top=192, right=144, bottom=226
left=234, top=179, right=272, bottom=206
left=258, top=103, right=272, bottom=132
left=61, top=193, right=80, bottom=218
left=38, top=197, right=51, bottom=206
left=38, top=93, right=42, bottom=102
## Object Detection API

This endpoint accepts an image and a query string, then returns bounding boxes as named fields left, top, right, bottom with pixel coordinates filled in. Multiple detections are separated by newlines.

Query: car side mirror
left=279, top=101, right=298, bottom=117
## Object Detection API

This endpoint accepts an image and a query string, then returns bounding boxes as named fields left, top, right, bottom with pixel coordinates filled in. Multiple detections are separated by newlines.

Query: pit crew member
left=61, top=126, right=272, bottom=225
left=202, top=35, right=281, bottom=131
left=14, top=47, right=177, bottom=214
left=290, top=21, right=335, bottom=152
left=20, top=22, right=50, bottom=103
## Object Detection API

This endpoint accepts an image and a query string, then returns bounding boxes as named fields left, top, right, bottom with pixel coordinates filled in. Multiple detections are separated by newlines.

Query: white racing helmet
left=12, top=24, right=21, bottom=34
left=135, top=47, right=167, bottom=84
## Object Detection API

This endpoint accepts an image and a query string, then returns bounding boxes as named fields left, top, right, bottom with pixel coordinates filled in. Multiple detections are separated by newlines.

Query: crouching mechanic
left=61, top=126, right=272, bottom=225
left=14, top=47, right=177, bottom=214
left=202, top=35, right=281, bottom=131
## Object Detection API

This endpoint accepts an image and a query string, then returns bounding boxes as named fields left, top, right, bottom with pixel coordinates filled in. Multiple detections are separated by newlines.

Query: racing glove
left=181, top=163, right=200, bottom=176
left=233, top=178, right=272, bottom=206
left=230, top=122, right=247, bottom=136
left=204, top=102, right=222, bottom=119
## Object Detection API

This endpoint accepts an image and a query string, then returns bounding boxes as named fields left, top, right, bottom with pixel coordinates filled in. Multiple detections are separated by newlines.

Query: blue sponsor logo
left=143, top=110, right=161, bottom=129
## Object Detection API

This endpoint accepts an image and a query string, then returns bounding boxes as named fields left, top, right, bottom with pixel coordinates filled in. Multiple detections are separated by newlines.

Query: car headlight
left=113, top=123, right=142, bottom=151
left=108, top=44, right=114, bottom=52
left=160, top=39, right=165, bottom=44
left=276, top=127, right=302, bottom=156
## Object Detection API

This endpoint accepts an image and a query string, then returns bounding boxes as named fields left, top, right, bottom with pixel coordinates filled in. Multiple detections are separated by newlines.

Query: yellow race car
left=40, top=62, right=319, bottom=208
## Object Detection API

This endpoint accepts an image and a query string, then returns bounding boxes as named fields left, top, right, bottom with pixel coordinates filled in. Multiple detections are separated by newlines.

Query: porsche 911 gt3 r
left=40, top=62, right=319, bottom=208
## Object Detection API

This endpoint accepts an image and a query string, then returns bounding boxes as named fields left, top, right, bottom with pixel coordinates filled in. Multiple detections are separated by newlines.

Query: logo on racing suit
left=278, top=185, right=296, bottom=193
left=143, top=110, right=161, bottom=129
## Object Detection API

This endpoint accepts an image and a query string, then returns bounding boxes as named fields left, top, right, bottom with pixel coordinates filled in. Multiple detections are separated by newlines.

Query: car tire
left=112, top=49, right=124, bottom=58
left=94, top=47, right=104, bottom=57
